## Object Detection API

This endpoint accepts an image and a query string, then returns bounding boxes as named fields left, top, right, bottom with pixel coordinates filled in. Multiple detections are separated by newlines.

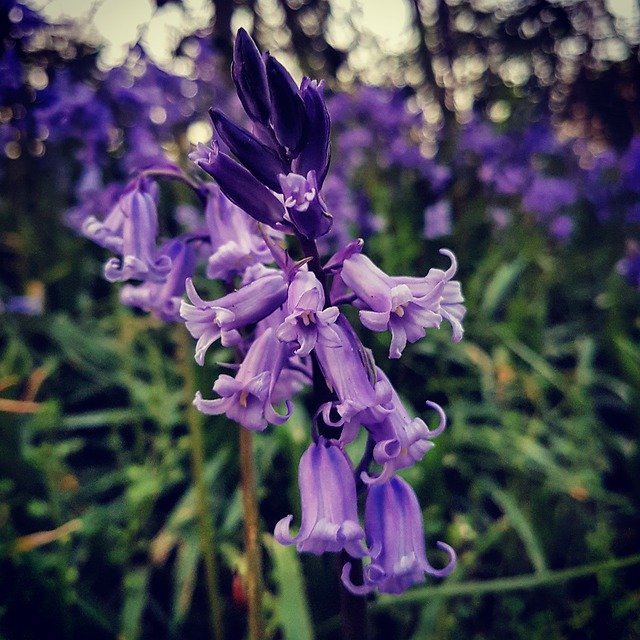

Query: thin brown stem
left=239, top=427, right=264, bottom=640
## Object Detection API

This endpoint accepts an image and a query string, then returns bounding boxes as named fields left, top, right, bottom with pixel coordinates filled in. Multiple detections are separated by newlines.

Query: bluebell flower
left=190, top=141, right=286, bottom=229
left=279, top=170, right=333, bottom=238
left=194, top=327, right=292, bottom=430
left=275, top=437, right=367, bottom=557
left=340, top=249, right=464, bottom=358
left=342, top=476, right=456, bottom=595
left=180, top=270, right=288, bottom=364
left=203, top=184, right=273, bottom=281
left=276, top=270, right=340, bottom=357
left=100, top=179, right=172, bottom=283
left=315, top=315, right=393, bottom=425
left=120, top=237, right=197, bottom=322
left=355, top=369, right=447, bottom=485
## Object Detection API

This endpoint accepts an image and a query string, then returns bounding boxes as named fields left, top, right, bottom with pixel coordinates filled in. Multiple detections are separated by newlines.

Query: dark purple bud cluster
left=192, top=28, right=332, bottom=240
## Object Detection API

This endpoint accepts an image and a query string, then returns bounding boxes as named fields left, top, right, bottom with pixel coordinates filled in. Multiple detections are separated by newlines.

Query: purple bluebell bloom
left=522, top=175, right=577, bottom=217
left=423, top=200, right=452, bottom=239
left=180, top=271, right=288, bottom=365
left=120, top=237, right=197, bottom=321
left=203, top=184, right=272, bottom=281
left=276, top=270, right=340, bottom=357
left=100, top=180, right=172, bottom=283
left=340, top=249, right=464, bottom=358
left=342, top=476, right=456, bottom=595
left=315, top=315, right=393, bottom=425
left=189, top=141, right=286, bottom=229
left=194, top=327, right=292, bottom=430
left=279, top=170, right=333, bottom=238
left=275, top=437, right=367, bottom=557
left=356, top=369, right=447, bottom=485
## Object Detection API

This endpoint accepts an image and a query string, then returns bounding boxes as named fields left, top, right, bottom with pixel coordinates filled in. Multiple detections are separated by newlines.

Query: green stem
left=239, top=427, right=264, bottom=640
left=178, top=327, right=225, bottom=640
left=376, top=552, right=640, bottom=606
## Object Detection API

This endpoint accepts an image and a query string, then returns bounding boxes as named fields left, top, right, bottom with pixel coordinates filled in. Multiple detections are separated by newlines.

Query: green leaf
left=481, top=258, right=528, bottom=317
left=120, top=567, right=149, bottom=640
left=264, top=534, right=314, bottom=640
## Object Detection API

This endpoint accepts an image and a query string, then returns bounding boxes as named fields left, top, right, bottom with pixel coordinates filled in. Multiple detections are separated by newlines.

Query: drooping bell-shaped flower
left=203, top=184, right=272, bottom=281
left=279, top=170, right=333, bottom=239
left=358, top=369, right=447, bottom=485
left=342, top=476, right=456, bottom=595
left=275, top=437, right=367, bottom=557
left=180, top=270, right=288, bottom=365
left=276, top=270, right=340, bottom=357
left=120, top=236, right=197, bottom=321
left=340, top=249, right=465, bottom=358
left=102, top=179, right=173, bottom=283
left=194, top=327, right=292, bottom=430
left=314, top=315, right=393, bottom=425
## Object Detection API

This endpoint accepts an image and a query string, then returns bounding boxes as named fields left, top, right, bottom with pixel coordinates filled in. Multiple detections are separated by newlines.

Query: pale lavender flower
left=275, top=437, right=367, bottom=557
left=119, top=237, right=197, bottom=321
left=314, top=315, right=393, bottom=425
left=276, top=270, right=340, bottom=357
left=101, top=180, right=172, bottom=283
left=340, top=249, right=464, bottom=358
left=423, top=200, right=452, bottom=239
left=357, top=369, right=447, bottom=485
left=203, top=184, right=272, bottom=281
left=180, top=271, right=288, bottom=365
left=342, top=476, right=456, bottom=595
left=194, top=327, right=292, bottom=430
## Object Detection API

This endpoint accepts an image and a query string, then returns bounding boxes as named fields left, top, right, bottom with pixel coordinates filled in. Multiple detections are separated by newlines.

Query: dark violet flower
left=209, top=108, right=288, bottom=192
left=203, top=184, right=272, bottom=281
left=120, top=237, right=197, bottom=322
left=342, top=476, right=456, bottom=595
left=340, top=249, right=464, bottom=358
left=265, top=53, right=307, bottom=155
left=232, top=27, right=271, bottom=127
left=193, top=327, right=292, bottom=430
left=276, top=269, right=340, bottom=357
left=279, top=170, right=333, bottom=238
left=180, top=271, right=289, bottom=365
left=293, top=78, right=331, bottom=186
left=275, top=437, right=367, bottom=557
left=315, top=315, right=393, bottom=425
left=189, top=141, right=286, bottom=229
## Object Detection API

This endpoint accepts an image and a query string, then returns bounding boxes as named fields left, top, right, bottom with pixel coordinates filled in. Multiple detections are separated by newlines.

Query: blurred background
left=1, top=0, right=640, bottom=638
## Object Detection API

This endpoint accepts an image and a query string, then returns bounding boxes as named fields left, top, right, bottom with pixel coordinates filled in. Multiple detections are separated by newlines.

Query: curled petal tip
left=341, top=562, right=373, bottom=596
left=438, top=248, right=458, bottom=279
left=424, top=400, right=447, bottom=438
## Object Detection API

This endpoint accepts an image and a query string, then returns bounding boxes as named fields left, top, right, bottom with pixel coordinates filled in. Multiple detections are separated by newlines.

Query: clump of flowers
left=72, top=28, right=463, bottom=596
